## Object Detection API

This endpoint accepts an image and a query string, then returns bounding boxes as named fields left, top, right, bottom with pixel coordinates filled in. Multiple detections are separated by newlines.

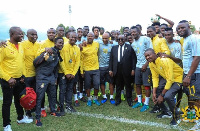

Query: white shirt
left=118, top=44, right=125, bottom=62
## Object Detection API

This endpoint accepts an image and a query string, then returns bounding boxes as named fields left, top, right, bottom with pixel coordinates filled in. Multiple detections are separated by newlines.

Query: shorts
left=183, top=73, right=200, bottom=100
left=84, top=69, right=100, bottom=90
left=156, top=76, right=181, bottom=97
left=135, top=67, right=152, bottom=86
left=100, top=67, right=114, bottom=84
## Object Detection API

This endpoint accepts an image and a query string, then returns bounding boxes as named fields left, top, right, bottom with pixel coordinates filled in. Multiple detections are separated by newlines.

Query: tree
left=190, top=25, right=196, bottom=34
left=120, top=26, right=124, bottom=34
left=65, top=26, right=75, bottom=31
left=57, top=23, right=66, bottom=31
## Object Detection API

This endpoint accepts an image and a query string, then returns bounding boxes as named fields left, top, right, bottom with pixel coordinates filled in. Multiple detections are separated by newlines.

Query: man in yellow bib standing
left=0, top=27, right=33, bottom=131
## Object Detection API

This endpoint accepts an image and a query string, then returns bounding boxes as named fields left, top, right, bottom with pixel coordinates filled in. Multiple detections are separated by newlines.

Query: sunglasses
left=117, top=38, right=124, bottom=41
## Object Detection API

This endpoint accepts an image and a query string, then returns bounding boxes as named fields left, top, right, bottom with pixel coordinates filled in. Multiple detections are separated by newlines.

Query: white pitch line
left=0, top=98, right=188, bottom=130
left=72, top=112, right=186, bottom=131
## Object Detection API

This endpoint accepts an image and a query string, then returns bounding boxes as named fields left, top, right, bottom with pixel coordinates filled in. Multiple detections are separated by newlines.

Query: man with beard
left=80, top=32, right=101, bottom=106
left=34, top=37, right=64, bottom=126
left=176, top=20, right=200, bottom=130
left=0, top=27, right=33, bottom=131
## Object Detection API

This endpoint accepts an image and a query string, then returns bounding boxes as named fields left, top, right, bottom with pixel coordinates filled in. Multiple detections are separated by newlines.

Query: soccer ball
left=151, top=15, right=160, bottom=23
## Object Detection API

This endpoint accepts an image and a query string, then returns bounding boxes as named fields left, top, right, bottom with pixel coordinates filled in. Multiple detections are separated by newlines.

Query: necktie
left=120, top=45, right=122, bottom=62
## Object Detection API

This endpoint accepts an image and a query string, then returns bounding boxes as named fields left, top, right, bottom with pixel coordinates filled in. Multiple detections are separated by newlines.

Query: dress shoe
left=127, top=98, right=133, bottom=107
left=115, top=101, right=121, bottom=106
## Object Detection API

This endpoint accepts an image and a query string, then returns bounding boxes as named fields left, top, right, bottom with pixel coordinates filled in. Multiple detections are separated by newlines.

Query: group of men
left=1, top=16, right=200, bottom=131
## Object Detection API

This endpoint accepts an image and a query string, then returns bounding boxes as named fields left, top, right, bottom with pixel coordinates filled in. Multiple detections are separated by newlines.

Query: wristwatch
left=161, top=93, right=165, bottom=97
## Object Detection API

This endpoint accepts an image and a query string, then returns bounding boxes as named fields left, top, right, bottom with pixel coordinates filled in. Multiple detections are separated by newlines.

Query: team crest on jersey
left=62, top=76, right=65, bottom=79
left=41, top=83, right=44, bottom=88
left=103, top=48, right=108, bottom=54
left=137, top=47, right=140, bottom=54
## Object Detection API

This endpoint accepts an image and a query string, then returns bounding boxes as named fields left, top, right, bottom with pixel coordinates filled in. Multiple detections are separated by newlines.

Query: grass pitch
left=0, top=87, right=196, bottom=131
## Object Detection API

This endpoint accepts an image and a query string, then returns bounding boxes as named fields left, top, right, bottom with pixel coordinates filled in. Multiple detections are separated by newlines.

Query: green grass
left=0, top=87, right=196, bottom=131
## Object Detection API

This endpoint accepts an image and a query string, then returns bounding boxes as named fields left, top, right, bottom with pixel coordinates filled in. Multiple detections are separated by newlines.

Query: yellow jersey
left=59, top=43, right=80, bottom=76
left=149, top=57, right=183, bottom=90
left=0, top=41, right=25, bottom=81
left=80, top=41, right=99, bottom=74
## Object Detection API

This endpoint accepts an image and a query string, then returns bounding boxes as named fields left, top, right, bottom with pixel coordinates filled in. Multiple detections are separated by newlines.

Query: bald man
left=98, top=33, right=115, bottom=104
left=19, top=29, right=41, bottom=118
left=0, top=27, right=33, bottom=131
left=80, top=32, right=101, bottom=106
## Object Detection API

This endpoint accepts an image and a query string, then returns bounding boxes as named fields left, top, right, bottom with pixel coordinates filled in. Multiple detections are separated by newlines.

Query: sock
left=41, top=108, right=45, bottom=111
left=137, top=95, right=142, bottom=103
left=144, top=96, right=150, bottom=105
left=110, top=95, right=113, bottom=99
left=79, top=93, right=83, bottom=99
left=74, top=94, right=78, bottom=101
left=93, top=96, right=98, bottom=100
left=103, top=94, right=107, bottom=99
left=121, top=90, right=124, bottom=94
left=88, top=96, right=91, bottom=101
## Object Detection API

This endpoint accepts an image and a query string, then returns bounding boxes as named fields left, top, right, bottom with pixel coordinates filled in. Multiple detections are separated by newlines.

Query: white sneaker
left=3, top=125, right=12, bottom=131
left=17, top=116, right=33, bottom=124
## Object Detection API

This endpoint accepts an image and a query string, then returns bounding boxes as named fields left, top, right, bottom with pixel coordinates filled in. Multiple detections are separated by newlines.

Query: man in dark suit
left=109, top=35, right=137, bottom=106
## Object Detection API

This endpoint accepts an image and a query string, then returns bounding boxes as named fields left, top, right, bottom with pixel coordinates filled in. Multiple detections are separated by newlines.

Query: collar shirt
left=118, top=44, right=125, bottom=62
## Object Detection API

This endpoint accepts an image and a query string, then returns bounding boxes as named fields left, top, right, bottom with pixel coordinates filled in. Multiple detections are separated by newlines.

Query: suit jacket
left=109, top=44, right=137, bottom=76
